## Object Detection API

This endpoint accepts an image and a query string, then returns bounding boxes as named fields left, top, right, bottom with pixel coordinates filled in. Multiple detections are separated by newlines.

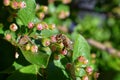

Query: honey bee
left=56, top=34, right=73, bottom=50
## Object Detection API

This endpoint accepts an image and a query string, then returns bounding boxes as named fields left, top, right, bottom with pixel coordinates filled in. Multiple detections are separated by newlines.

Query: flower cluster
left=3, top=0, right=26, bottom=9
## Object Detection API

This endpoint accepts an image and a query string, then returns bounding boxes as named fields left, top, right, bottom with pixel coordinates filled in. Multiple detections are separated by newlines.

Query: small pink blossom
left=28, top=22, right=34, bottom=29
left=37, top=24, right=43, bottom=30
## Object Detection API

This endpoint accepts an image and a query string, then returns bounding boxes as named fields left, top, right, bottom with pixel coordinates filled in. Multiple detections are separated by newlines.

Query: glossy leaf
left=20, top=47, right=51, bottom=68
left=7, top=65, right=38, bottom=80
left=56, top=4, right=69, bottom=13
left=17, top=0, right=36, bottom=26
left=72, top=32, right=90, bottom=62
left=41, top=29, right=58, bottom=38
left=75, top=68, right=86, bottom=77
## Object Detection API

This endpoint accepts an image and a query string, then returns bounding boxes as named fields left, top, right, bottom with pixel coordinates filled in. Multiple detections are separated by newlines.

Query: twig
left=87, top=39, right=120, bottom=57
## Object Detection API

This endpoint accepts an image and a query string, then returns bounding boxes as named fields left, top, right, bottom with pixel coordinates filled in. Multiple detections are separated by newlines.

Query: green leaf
left=72, top=33, right=90, bottom=62
left=48, top=3, right=56, bottom=14
left=47, top=62, right=68, bottom=80
left=41, top=29, right=58, bottom=38
left=20, top=47, right=51, bottom=68
left=75, top=68, right=86, bottom=77
left=44, top=16, right=60, bottom=25
left=7, top=65, right=38, bottom=80
left=56, top=4, right=69, bottom=13
left=0, top=62, right=24, bottom=74
left=0, top=24, right=4, bottom=34
left=16, top=0, right=36, bottom=26
left=113, top=73, right=120, bottom=80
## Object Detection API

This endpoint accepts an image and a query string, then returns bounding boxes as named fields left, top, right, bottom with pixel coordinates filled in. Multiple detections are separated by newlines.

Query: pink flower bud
left=37, top=12, right=45, bottom=20
left=42, top=39, right=50, bottom=47
left=45, top=40, right=50, bottom=46
left=36, top=23, right=43, bottom=30
left=62, top=0, right=71, bottom=4
left=3, top=0, right=10, bottom=6
left=82, top=76, right=89, bottom=80
left=19, top=1, right=26, bottom=9
left=61, top=49, right=67, bottom=55
left=31, top=45, right=38, bottom=53
left=85, top=66, right=93, bottom=74
left=10, top=23, right=18, bottom=31
left=5, top=34, right=11, bottom=41
left=50, top=35, right=56, bottom=43
left=28, top=22, right=34, bottom=29
left=78, top=56, right=85, bottom=63
left=11, top=1, right=19, bottom=9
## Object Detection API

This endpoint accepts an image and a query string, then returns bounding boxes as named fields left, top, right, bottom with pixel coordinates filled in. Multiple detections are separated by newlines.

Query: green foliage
left=20, top=47, right=51, bottom=68
left=7, top=65, right=38, bottom=80
left=72, top=32, right=90, bottom=62
left=17, top=0, right=36, bottom=26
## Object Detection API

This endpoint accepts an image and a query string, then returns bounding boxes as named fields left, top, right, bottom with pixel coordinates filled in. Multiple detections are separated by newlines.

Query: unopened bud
left=45, top=40, right=50, bottom=46
left=42, top=39, right=50, bottom=47
left=49, top=24, right=56, bottom=30
left=61, top=49, right=67, bottom=55
left=78, top=56, right=85, bottom=63
left=5, top=34, right=11, bottom=41
left=25, top=44, right=31, bottom=51
left=65, top=11, right=70, bottom=17
left=82, top=75, right=88, bottom=80
left=11, top=1, right=19, bottom=9
left=50, top=35, right=56, bottom=43
left=28, top=22, right=34, bottom=29
left=37, top=12, right=45, bottom=20
left=83, top=59, right=89, bottom=65
left=42, top=22, right=49, bottom=29
left=85, top=66, right=93, bottom=75
left=3, top=0, right=10, bottom=6
left=36, top=23, right=43, bottom=30
left=19, top=1, right=26, bottom=9
left=31, top=45, right=38, bottom=53
left=62, top=0, right=71, bottom=4
left=59, top=42, right=64, bottom=49
left=10, top=23, right=18, bottom=31
left=41, top=6, right=48, bottom=13
left=58, top=11, right=66, bottom=19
